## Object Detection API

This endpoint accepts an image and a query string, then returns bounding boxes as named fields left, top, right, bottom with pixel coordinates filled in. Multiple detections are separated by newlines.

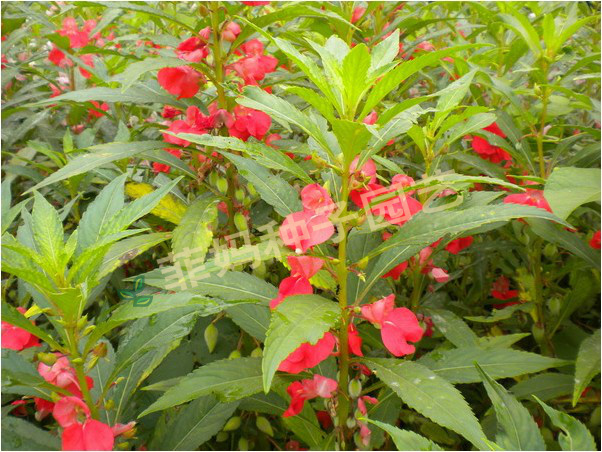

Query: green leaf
left=365, top=419, right=443, bottom=451
left=444, top=112, right=498, bottom=146
left=341, top=43, right=371, bottom=114
left=423, top=308, right=479, bottom=348
left=534, top=397, right=597, bottom=451
left=154, top=396, right=238, bottom=450
left=140, top=357, right=264, bottom=416
left=177, top=134, right=312, bottom=184
left=360, top=44, right=488, bottom=118
left=511, top=373, right=574, bottom=402
left=172, top=196, right=218, bottom=266
left=572, top=329, right=601, bottom=406
left=76, top=174, right=126, bottom=253
left=359, top=204, right=569, bottom=302
left=476, top=363, right=546, bottom=450
left=97, top=232, right=170, bottom=279
left=528, top=218, right=600, bottom=268
left=433, top=70, right=477, bottom=127
left=31, top=192, right=64, bottom=275
left=219, top=151, right=302, bottom=217
left=263, top=295, right=340, bottom=392
left=28, top=141, right=166, bottom=193
left=1, top=414, right=61, bottom=451
left=331, top=119, right=372, bottom=164
left=29, top=85, right=189, bottom=109
left=464, top=303, right=534, bottom=323
left=370, top=29, right=400, bottom=72
left=499, top=11, right=543, bottom=56
left=419, top=347, right=569, bottom=384
left=285, top=85, right=335, bottom=123
left=544, top=167, right=601, bottom=220
left=110, top=306, right=202, bottom=383
left=362, top=358, right=488, bottom=449
left=226, top=303, right=271, bottom=341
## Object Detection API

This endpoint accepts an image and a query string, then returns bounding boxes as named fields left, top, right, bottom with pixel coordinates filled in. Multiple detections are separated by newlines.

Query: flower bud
left=247, top=183, right=257, bottom=197
left=228, top=350, right=241, bottom=360
left=256, top=416, right=274, bottom=436
left=250, top=347, right=263, bottom=358
left=348, top=379, right=362, bottom=399
left=548, top=297, right=562, bottom=316
left=82, top=325, right=95, bottom=336
left=37, top=352, right=57, bottom=366
left=105, top=399, right=115, bottom=410
left=238, top=437, right=249, bottom=451
left=532, top=323, right=546, bottom=344
left=204, top=323, right=219, bottom=353
left=76, top=315, right=88, bottom=330
left=92, top=341, right=108, bottom=358
left=223, top=416, right=241, bottom=431
left=117, top=442, right=129, bottom=450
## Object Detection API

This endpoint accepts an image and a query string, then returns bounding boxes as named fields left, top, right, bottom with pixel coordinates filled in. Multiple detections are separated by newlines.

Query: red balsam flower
left=283, top=374, right=337, bottom=417
left=1, top=307, right=40, bottom=351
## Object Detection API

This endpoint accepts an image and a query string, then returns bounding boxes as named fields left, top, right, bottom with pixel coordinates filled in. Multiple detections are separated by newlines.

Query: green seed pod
left=543, top=243, right=558, bottom=259
left=247, top=183, right=257, bottom=197
left=348, top=379, right=362, bottom=399
left=235, top=188, right=245, bottom=203
left=228, top=350, right=242, bottom=360
left=216, top=177, right=228, bottom=194
left=208, top=171, right=219, bottom=187
left=117, top=442, right=130, bottom=450
left=105, top=399, right=115, bottom=410
left=548, top=297, right=562, bottom=316
left=532, top=323, right=546, bottom=344
left=589, top=406, right=601, bottom=428
left=250, top=346, right=263, bottom=358
left=234, top=212, right=248, bottom=231
left=223, top=416, right=242, bottom=431
left=238, top=437, right=249, bottom=451
left=346, top=417, right=356, bottom=429
left=541, top=427, right=554, bottom=445
left=253, top=261, right=267, bottom=279
left=204, top=323, right=219, bottom=353
left=215, top=431, right=229, bottom=442
left=256, top=416, right=274, bottom=436
left=76, top=315, right=88, bottom=330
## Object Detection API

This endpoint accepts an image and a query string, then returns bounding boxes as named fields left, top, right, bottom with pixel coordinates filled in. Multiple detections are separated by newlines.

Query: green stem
left=67, top=328, right=98, bottom=419
left=530, top=240, right=552, bottom=355
left=209, top=1, right=237, bottom=233
left=409, top=267, right=424, bottom=311
left=336, top=167, right=351, bottom=448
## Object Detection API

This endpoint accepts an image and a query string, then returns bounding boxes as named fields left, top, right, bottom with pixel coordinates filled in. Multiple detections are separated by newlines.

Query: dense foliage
left=1, top=1, right=601, bottom=451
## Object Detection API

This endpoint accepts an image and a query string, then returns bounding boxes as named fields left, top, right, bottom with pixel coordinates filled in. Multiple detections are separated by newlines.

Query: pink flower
left=590, top=231, right=601, bottom=249
left=351, top=7, right=366, bottom=24
left=490, top=275, right=519, bottom=303
left=48, top=45, right=72, bottom=68
left=228, top=105, right=271, bottom=140
left=278, top=332, right=335, bottom=374
left=34, top=397, right=54, bottom=421
left=381, top=308, right=424, bottom=356
left=361, top=294, right=395, bottom=325
left=176, top=36, right=209, bottom=62
left=363, top=111, right=378, bottom=125
left=279, top=211, right=335, bottom=253
left=270, top=276, right=313, bottom=310
left=1, top=307, right=40, bottom=351
left=288, top=255, right=324, bottom=279
left=430, top=267, right=449, bottom=283
left=53, top=396, right=89, bottom=428
left=350, top=182, right=422, bottom=226
left=391, top=173, right=416, bottom=195
left=470, top=122, right=512, bottom=164
left=62, top=419, right=114, bottom=451
left=111, top=421, right=136, bottom=438
left=157, top=66, right=203, bottom=99
left=349, top=156, right=377, bottom=187
left=242, top=1, right=270, bottom=5
left=87, top=100, right=108, bottom=119
left=283, top=374, right=338, bottom=417
left=162, top=106, right=182, bottom=119
left=383, top=261, right=408, bottom=280
left=445, top=236, right=473, bottom=255
left=415, top=41, right=436, bottom=52
left=357, top=395, right=378, bottom=415
left=58, top=17, right=90, bottom=49
left=230, top=39, right=278, bottom=85
left=503, top=189, right=552, bottom=213
left=348, top=323, right=363, bottom=356
left=222, top=22, right=241, bottom=42
left=38, top=356, right=94, bottom=398
left=301, top=184, right=335, bottom=216
left=78, top=53, right=95, bottom=79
